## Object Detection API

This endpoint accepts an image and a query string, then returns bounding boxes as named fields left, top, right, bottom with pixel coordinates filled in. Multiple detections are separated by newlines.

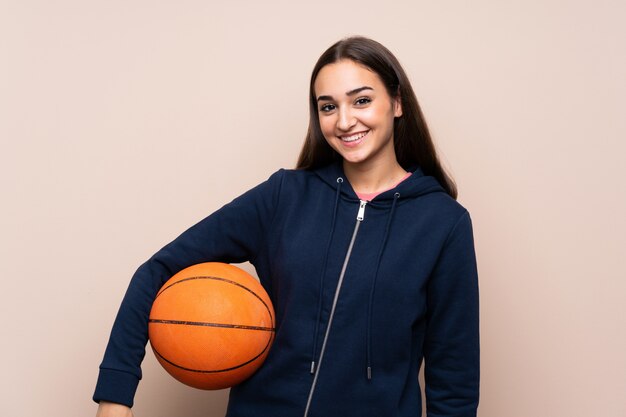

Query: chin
left=340, top=154, right=369, bottom=165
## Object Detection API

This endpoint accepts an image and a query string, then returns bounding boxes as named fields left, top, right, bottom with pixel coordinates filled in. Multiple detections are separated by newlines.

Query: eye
left=355, top=97, right=371, bottom=106
left=319, top=103, right=336, bottom=113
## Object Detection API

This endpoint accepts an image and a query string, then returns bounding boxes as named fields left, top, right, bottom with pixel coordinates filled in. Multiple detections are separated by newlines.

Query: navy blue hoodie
left=94, top=162, right=480, bottom=416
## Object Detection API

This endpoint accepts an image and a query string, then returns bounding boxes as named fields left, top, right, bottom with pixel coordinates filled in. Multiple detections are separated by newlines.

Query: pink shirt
left=355, top=172, right=412, bottom=201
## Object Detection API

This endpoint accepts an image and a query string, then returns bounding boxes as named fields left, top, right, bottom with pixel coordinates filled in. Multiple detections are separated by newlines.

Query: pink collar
left=355, top=172, right=412, bottom=201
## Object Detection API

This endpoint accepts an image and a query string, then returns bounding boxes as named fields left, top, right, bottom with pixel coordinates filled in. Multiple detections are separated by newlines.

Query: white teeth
left=340, top=131, right=368, bottom=142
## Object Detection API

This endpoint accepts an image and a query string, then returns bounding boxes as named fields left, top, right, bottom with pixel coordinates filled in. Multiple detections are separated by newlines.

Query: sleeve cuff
left=93, top=368, right=140, bottom=408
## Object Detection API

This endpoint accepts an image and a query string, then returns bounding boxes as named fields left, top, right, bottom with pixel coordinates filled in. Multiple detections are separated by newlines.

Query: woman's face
left=314, top=59, right=402, bottom=169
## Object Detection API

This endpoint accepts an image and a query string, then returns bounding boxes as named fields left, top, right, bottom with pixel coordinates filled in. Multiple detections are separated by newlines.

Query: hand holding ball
left=148, top=262, right=275, bottom=390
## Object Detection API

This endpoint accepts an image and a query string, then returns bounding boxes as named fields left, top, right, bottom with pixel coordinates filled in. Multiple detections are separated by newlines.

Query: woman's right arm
left=93, top=169, right=285, bottom=410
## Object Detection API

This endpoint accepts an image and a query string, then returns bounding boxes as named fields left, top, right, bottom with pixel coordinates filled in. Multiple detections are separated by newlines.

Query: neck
left=343, top=158, right=407, bottom=196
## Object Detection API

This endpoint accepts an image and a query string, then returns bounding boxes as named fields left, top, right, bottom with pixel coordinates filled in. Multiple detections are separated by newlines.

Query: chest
left=267, top=197, right=445, bottom=323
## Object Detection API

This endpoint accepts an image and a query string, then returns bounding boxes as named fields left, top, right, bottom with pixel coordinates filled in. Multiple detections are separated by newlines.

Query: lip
left=337, top=130, right=369, bottom=148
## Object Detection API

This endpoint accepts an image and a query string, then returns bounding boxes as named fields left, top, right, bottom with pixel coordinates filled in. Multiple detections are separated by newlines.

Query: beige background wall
left=1, top=1, right=624, bottom=416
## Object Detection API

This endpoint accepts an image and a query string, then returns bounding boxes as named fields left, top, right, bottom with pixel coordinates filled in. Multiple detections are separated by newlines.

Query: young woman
left=94, top=36, right=480, bottom=417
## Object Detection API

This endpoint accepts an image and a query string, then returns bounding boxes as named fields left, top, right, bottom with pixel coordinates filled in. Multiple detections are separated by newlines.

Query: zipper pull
left=357, top=200, right=367, bottom=221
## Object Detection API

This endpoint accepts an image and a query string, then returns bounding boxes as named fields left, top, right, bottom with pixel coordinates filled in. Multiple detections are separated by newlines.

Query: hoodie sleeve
left=423, top=210, right=480, bottom=417
left=93, top=169, right=285, bottom=407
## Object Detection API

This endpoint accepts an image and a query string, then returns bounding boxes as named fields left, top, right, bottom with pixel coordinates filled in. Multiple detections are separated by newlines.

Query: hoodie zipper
left=303, top=199, right=367, bottom=417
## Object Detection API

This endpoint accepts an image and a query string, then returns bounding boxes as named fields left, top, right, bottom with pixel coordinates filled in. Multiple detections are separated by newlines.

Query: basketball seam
left=148, top=319, right=275, bottom=332
left=150, top=331, right=275, bottom=374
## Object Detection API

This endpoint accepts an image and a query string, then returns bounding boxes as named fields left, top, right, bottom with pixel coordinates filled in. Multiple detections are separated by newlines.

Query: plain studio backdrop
left=1, top=1, right=624, bottom=416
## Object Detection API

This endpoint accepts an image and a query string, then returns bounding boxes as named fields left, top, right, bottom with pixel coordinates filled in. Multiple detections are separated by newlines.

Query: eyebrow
left=316, top=86, right=374, bottom=102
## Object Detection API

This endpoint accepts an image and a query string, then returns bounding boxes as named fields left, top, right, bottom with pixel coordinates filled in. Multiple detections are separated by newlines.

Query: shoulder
left=264, top=167, right=316, bottom=181
left=427, top=193, right=474, bottom=246
left=269, top=168, right=328, bottom=191
left=423, top=191, right=469, bottom=219
left=251, top=168, right=326, bottom=207
left=398, top=186, right=472, bottom=242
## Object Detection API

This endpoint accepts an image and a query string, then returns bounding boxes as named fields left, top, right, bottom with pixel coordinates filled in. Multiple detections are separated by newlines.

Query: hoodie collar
left=313, top=161, right=445, bottom=202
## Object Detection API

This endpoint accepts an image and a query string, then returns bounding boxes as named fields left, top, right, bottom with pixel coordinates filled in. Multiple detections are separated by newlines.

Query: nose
left=337, top=107, right=356, bottom=131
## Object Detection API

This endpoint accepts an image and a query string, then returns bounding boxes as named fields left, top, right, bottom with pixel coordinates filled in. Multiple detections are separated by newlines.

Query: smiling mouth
left=339, top=131, right=369, bottom=142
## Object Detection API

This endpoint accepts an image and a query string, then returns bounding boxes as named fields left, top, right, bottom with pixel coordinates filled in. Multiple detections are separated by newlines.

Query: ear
left=392, top=94, right=403, bottom=118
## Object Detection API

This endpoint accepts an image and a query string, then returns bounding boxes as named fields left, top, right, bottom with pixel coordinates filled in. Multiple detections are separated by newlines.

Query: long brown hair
left=296, top=36, right=457, bottom=199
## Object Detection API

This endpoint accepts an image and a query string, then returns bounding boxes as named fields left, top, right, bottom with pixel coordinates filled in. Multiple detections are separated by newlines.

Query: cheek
left=366, top=105, right=392, bottom=125
left=319, top=116, right=336, bottom=139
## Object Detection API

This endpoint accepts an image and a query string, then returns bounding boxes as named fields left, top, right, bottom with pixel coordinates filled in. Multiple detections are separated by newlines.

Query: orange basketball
left=148, top=262, right=275, bottom=390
